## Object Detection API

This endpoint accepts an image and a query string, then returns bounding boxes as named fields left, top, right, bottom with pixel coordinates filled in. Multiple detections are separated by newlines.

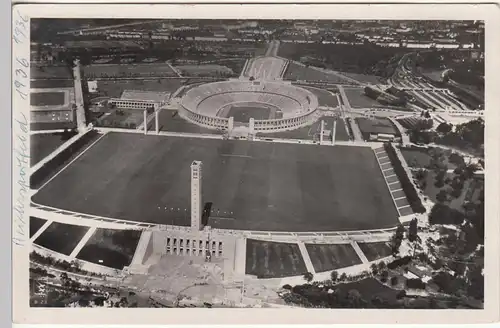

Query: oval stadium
left=179, top=80, right=319, bottom=133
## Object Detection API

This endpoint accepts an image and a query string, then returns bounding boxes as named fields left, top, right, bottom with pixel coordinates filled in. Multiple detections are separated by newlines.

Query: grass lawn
left=357, top=242, right=392, bottom=262
left=245, top=239, right=307, bottom=278
left=30, top=132, right=77, bottom=166
left=76, top=228, right=142, bottom=270
left=33, top=133, right=398, bottom=231
left=305, top=243, right=362, bottom=273
left=301, top=86, right=339, bottom=107
left=31, top=92, right=66, bottom=106
left=156, top=110, right=222, bottom=135
left=83, top=63, right=177, bottom=79
left=30, top=217, right=47, bottom=238
left=283, top=62, right=352, bottom=83
left=34, top=222, right=89, bottom=255
left=343, top=87, right=381, bottom=108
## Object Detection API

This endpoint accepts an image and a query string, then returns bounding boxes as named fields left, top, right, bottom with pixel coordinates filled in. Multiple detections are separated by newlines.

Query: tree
left=391, top=225, right=406, bottom=255
left=390, top=276, right=399, bottom=286
left=380, top=270, right=389, bottom=283
left=370, top=263, right=379, bottom=276
left=436, top=122, right=453, bottom=134
left=339, top=273, right=348, bottom=281
left=436, top=189, right=448, bottom=203
left=330, top=271, right=339, bottom=282
left=408, top=218, right=418, bottom=243
left=303, top=272, right=314, bottom=283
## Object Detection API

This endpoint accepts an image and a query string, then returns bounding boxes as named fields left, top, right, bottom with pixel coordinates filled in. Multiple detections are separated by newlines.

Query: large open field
left=245, top=239, right=307, bottom=278
left=32, top=133, right=399, bottom=232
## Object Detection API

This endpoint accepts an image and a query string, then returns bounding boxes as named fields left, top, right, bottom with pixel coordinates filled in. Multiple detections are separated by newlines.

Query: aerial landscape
left=28, top=18, right=484, bottom=309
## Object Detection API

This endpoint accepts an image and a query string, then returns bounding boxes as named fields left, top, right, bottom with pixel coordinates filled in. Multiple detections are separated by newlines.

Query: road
left=265, top=40, right=280, bottom=57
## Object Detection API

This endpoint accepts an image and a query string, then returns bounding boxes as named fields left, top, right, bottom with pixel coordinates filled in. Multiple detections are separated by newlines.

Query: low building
left=355, top=117, right=400, bottom=142
left=108, top=90, right=171, bottom=111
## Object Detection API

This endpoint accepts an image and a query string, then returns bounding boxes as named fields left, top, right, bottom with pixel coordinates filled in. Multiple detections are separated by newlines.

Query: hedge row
left=383, top=142, right=426, bottom=214
left=30, top=130, right=99, bottom=189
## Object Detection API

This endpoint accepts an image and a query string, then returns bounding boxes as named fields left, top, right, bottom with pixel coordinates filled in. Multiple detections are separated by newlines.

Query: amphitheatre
left=30, top=51, right=413, bottom=285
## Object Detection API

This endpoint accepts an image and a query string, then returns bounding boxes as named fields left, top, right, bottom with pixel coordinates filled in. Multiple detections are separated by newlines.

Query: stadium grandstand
left=179, top=80, right=319, bottom=133
left=108, top=90, right=171, bottom=110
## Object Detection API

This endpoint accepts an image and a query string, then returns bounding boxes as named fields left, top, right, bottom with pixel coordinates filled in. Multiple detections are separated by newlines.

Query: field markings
left=391, top=188, right=403, bottom=192
left=385, top=174, right=397, bottom=179
left=35, top=133, right=108, bottom=193
left=397, top=204, right=411, bottom=209
left=393, top=196, right=407, bottom=201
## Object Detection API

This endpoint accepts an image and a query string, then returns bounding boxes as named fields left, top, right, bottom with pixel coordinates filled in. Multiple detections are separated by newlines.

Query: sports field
left=305, top=243, right=362, bottom=273
left=32, top=133, right=399, bottom=232
left=225, top=104, right=273, bottom=123
left=34, top=222, right=89, bottom=256
left=30, top=92, right=66, bottom=106
left=245, top=239, right=307, bottom=278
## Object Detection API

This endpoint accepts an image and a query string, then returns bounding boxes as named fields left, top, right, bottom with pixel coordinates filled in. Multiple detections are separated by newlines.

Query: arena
left=179, top=80, right=319, bottom=133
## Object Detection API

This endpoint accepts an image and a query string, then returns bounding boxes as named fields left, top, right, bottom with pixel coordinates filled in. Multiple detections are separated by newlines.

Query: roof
left=356, top=117, right=398, bottom=136
left=120, top=90, right=171, bottom=103
left=64, top=40, right=142, bottom=50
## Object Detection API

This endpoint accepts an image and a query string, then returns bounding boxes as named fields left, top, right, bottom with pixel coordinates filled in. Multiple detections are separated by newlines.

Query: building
left=191, top=161, right=203, bottom=231
left=108, top=90, right=171, bottom=111
left=355, top=117, right=400, bottom=142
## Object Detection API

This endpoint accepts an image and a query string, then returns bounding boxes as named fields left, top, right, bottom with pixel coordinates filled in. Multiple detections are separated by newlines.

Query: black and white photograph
left=11, top=2, right=500, bottom=324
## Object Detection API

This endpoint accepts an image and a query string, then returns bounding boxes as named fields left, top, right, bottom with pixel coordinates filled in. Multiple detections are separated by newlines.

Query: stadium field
left=225, top=105, right=273, bottom=122
left=305, top=243, right=362, bottom=273
left=245, top=239, right=307, bottom=278
left=31, top=92, right=66, bottom=106
left=343, top=87, right=381, bottom=108
left=32, top=132, right=399, bottom=232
